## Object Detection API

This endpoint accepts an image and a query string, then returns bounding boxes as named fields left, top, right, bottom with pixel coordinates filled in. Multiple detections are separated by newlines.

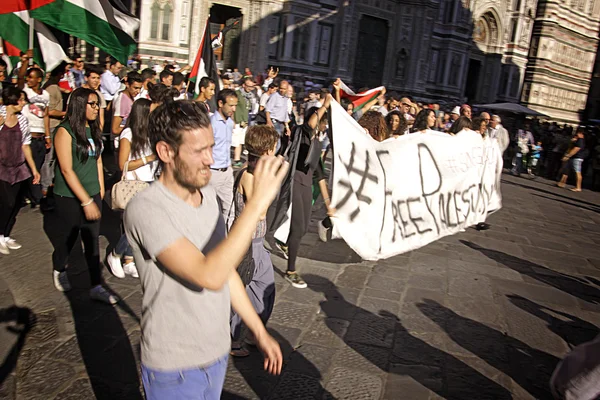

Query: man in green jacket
left=232, top=78, right=259, bottom=167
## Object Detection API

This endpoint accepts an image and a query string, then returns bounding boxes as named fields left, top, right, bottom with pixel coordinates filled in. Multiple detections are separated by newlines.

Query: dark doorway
left=353, top=15, right=388, bottom=89
left=464, top=59, right=482, bottom=103
left=209, top=4, right=243, bottom=70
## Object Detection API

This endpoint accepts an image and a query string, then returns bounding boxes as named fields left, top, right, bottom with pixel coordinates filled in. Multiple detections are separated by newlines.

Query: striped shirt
left=0, top=106, right=31, bottom=145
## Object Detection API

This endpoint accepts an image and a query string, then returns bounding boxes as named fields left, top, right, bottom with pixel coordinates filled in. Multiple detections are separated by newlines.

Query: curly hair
left=385, top=110, right=407, bottom=136
left=245, top=125, right=279, bottom=173
left=148, top=100, right=211, bottom=171
left=358, top=111, right=389, bottom=142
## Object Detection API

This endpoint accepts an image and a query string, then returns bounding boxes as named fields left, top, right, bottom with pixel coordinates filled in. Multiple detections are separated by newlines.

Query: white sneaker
left=106, top=251, right=125, bottom=278
left=90, top=285, right=120, bottom=305
left=123, top=262, right=139, bottom=278
left=53, top=270, right=71, bottom=292
left=0, top=241, right=9, bottom=255
left=4, top=238, right=22, bottom=250
left=317, top=220, right=329, bottom=243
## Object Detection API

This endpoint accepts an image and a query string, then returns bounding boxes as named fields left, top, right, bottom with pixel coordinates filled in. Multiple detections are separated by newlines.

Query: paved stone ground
left=1, top=172, right=600, bottom=400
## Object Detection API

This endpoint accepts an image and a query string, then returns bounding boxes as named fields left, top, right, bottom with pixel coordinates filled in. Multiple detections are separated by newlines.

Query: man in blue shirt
left=209, top=89, right=238, bottom=226
left=265, top=80, right=291, bottom=151
left=70, top=54, right=85, bottom=88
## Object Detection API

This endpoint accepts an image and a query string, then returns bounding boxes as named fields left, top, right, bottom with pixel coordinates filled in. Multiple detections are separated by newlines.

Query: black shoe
left=475, top=223, right=491, bottom=231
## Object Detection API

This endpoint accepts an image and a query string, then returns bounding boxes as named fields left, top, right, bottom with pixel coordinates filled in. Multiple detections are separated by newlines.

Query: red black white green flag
left=338, top=80, right=385, bottom=113
left=189, top=18, right=220, bottom=100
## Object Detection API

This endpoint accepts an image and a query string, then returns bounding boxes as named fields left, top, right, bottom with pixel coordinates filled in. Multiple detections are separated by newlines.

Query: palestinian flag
left=1, top=39, right=22, bottom=71
left=0, top=12, right=68, bottom=71
left=189, top=19, right=220, bottom=101
left=0, top=0, right=32, bottom=13
left=338, top=80, right=385, bottom=113
left=28, top=0, right=139, bottom=65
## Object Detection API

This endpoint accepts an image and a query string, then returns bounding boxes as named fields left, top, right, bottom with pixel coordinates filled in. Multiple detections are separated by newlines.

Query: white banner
left=330, top=101, right=503, bottom=261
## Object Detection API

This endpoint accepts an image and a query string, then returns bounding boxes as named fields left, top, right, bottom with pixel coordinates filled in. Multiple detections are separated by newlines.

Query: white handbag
left=110, top=161, right=149, bottom=211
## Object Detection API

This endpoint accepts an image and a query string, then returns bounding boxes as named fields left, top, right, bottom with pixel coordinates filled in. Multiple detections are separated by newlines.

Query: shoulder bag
left=110, top=161, right=150, bottom=211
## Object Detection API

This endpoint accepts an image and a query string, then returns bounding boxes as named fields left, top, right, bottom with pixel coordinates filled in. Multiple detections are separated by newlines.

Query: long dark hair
left=413, top=109, right=434, bottom=132
left=66, top=88, right=102, bottom=162
left=449, top=116, right=472, bottom=135
left=125, top=98, right=152, bottom=158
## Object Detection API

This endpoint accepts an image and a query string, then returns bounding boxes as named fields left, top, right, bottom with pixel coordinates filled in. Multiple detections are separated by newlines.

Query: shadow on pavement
left=226, top=281, right=332, bottom=399
left=507, top=295, right=599, bottom=349
left=43, top=203, right=142, bottom=399
left=306, top=275, right=512, bottom=399
left=0, top=306, right=34, bottom=387
left=461, top=240, right=600, bottom=305
left=502, top=178, right=600, bottom=209
left=417, top=299, right=559, bottom=400
left=531, top=193, right=600, bottom=214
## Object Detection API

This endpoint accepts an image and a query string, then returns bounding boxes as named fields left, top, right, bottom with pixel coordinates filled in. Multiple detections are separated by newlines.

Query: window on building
left=150, top=2, right=160, bottom=39
left=444, top=0, right=456, bottom=23
left=448, top=54, right=461, bottom=86
left=267, top=14, right=281, bottom=59
left=317, top=24, right=333, bottom=64
left=161, top=3, right=171, bottom=41
left=510, top=19, right=518, bottom=42
left=291, top=17, right=310, bottom=61
left=429, top=49, right=440, bottom=82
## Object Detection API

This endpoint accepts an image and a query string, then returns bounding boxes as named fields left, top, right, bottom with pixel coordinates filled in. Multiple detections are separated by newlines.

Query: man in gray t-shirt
left=124, top=100, right=286, bottom=399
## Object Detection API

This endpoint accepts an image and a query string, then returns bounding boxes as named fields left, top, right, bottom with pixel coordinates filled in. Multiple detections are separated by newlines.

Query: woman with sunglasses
left=106, top=98, right=156, bottom=279
left=47, top=87, right=118, bottom=304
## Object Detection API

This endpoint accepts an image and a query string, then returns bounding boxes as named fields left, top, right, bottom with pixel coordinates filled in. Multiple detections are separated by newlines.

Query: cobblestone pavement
left=1, top=172, right=600, bottom=400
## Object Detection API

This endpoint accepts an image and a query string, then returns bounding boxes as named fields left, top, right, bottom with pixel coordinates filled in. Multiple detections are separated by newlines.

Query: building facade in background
left=135, top=0, right=600, bottom=124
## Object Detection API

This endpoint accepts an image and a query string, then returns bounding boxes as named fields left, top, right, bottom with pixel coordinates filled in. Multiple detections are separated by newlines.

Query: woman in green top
left=47, top=87, right=118, bottom=305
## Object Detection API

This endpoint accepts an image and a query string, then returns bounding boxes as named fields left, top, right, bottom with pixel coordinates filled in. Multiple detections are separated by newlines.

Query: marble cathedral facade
left=137, top=0, right=600, bottom=123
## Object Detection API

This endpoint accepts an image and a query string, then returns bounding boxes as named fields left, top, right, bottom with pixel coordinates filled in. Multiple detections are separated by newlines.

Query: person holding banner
left=280, top=94, right=334, bottom=289
left=411, top=109, right=437, bottom=134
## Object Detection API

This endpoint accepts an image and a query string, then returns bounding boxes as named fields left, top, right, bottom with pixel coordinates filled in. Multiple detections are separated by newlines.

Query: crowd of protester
left=2, top=49, right=600, bottom=398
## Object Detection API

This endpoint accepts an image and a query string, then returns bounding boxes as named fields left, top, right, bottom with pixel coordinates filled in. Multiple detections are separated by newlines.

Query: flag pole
left=28, top=14, right=34, bottom=66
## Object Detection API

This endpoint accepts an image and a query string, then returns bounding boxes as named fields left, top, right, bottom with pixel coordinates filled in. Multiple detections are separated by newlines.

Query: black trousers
left=26, top=138, right=46, bottom=203
left=46, top=194, right=102, bottom=286
left=0, top=179, right=24, bottom=237
left=287, top=179, right=312, bottom=273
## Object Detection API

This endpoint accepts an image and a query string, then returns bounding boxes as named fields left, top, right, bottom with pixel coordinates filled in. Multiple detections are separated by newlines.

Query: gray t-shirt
left=124, top=181, right=230, bottom=370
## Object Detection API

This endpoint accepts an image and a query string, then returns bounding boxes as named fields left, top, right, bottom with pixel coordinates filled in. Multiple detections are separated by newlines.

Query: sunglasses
left=87, top=101, right=100, bottom=108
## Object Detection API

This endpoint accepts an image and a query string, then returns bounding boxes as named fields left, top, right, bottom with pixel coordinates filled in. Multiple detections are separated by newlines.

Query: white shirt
left=119, top=128, right=157, bottom=182
left=22, top=87, right=49, bottom=134
left=100, top=70, right=121, bottom=101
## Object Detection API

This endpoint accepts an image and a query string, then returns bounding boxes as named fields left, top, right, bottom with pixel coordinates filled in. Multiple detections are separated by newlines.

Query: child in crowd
left=229, top=125, right=279, bottom=357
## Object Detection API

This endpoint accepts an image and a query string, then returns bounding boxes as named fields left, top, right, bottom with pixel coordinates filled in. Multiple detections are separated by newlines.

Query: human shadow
left=461, top=240, right=600, bottom=305
left=502, top=178, right=600, bottom=209
left=306, top=275, right=512, bottom=399
left=225, top=280, right=332, bottom=399
left=532, top=193, right=600, bottom=215
left=0, top=306, right=34, bottom=387
left=43, top=206, right=142, bottom=399
left=417, top=299, right=560, bottom=400
left=507, top=295, right=598, bottom=348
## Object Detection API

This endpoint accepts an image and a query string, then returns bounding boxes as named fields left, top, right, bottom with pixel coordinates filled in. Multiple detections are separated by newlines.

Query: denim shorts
left=572, top=158, right=583, bottom=173
left=141, top=355, right=228, bottom=400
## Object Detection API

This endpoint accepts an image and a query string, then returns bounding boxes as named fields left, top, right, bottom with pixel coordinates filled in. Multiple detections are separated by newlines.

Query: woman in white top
left=106, top=99, right=157, bottom=278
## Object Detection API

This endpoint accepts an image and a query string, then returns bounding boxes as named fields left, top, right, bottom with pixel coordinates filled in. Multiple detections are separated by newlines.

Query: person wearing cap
left=460, top=104, right=472, bottom=119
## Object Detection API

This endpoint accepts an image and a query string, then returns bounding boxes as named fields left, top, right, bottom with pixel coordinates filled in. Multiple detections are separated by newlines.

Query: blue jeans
left=115, top=234, right=133, bottom=257
left=273, top=121, right=284, bottom=152
left=141, top=355, right=228, bottom=400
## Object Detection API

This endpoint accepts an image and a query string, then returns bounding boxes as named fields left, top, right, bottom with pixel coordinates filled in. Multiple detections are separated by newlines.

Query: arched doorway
left=465, top=10, right=502, bottom=103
